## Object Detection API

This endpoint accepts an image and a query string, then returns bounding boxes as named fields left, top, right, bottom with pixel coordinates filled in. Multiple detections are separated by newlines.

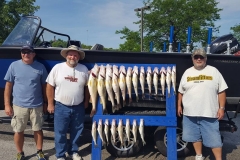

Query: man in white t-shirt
left=178, top=48, right=228, bottom=160
left=46, top=45, right=90, bottom=160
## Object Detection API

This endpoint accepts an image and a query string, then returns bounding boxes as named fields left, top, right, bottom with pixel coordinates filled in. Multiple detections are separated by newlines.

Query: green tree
left=231, top=24, right=240, bottom=41
left=81, top=43, right=119, bottom=51
left=0, top=0, right=39, bottom=44
left=116, top=27, right=141, bottom=52
left=81, top=44, right=92, bottom=50
left=117, top=0, right=222, bottom=51
left=103, top=47, right=119, bottom=51
left=51, top=39, right=68, bottom=48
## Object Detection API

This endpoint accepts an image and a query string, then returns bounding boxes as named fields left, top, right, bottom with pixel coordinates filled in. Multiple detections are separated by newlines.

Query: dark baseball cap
left=20, top=45, right=34, bottom=52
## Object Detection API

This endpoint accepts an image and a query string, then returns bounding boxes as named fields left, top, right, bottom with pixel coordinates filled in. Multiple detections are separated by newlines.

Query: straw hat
left=60, top=45, right=85, bottom=60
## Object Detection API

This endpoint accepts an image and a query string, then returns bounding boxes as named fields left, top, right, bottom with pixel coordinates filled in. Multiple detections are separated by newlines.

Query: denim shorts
left=182, top=115, right=222, bottom=148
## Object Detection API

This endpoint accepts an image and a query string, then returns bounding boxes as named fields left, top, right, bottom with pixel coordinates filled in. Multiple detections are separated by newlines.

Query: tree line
left=116, top=0, right=240, bottom=52
left=0, top=0, right=239, bottom=52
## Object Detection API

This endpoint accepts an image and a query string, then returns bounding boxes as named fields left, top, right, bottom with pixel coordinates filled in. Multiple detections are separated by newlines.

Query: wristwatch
left=219, top=107, right=225, bottom=110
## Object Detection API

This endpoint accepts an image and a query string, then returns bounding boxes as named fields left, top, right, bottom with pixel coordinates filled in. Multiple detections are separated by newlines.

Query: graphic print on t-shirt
left=187, top=74, right=213, bottom=83
left=64, top=75, right=78, bottom=82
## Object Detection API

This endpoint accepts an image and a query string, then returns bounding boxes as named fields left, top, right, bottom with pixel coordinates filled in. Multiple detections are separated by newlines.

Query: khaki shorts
left=11, top=105, right=44, bottom=132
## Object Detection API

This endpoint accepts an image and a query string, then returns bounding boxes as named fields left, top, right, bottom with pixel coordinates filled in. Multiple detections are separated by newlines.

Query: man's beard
left=67, top=59, right=78, bottom=66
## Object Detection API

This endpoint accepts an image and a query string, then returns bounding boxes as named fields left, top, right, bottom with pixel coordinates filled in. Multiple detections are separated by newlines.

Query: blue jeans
left=54, top=101, right=85, bottom=158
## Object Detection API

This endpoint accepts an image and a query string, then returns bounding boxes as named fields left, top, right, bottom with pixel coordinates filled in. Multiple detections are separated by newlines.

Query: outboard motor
left=68, top=40, right=81, bottom=47
left=91, top=44, right=104, bottom=50
left=210, top=34, right=240, bottom=54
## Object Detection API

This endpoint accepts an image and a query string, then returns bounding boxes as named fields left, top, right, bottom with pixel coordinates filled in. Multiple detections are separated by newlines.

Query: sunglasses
left=21, top=50, right=33, bottom=54
left=193, top=55, right=205, bottom=60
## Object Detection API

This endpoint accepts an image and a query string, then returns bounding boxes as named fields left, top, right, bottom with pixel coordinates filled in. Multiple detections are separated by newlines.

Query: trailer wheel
left=105, top=127, right=143, bottom=157
left=154, top=126, right=193, bottom=157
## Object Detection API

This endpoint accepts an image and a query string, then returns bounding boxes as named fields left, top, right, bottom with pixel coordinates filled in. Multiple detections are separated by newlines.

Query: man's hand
left=5, top=105, right=13, bottom=117
left=177, top=93, right=183, bottom=117
left=47, top=104, right=55, bottom=114
left=217, top=109, right=225, bottom=120
left=177, top=106, right=182, bottom=117
left=4, top=82, right=13, bottom=117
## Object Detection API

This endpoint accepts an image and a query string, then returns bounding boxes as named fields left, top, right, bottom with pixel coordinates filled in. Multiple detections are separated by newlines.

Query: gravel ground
left=0, top=111, right=240, bottom=160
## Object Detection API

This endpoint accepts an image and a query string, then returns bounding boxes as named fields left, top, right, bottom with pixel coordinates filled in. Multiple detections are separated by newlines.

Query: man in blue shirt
left=4, top=45, right=48, bottom=160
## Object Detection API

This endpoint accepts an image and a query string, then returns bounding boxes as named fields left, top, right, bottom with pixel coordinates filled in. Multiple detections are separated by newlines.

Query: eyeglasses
left=193, top=55, right=205, bottom=60
left=21, top=50, right=33, bottom=54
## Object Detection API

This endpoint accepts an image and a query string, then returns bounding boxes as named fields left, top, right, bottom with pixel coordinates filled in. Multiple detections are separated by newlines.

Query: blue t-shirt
left=4, top=60, right=48, bottom=108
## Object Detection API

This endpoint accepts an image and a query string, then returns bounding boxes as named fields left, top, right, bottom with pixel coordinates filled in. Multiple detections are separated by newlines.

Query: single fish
left=118, top=119, right=124, bottom=148
left=166, top=66, right=172, bottom=97
left=105, top=64, right=116, bottom=113
left=125, top=119, right=131, bottom=145
left=112, top=65, right=121, bottom=110
left=132, top=119, right=138, bottom=143
left=139, top=66, right=145, bottom=99
left=97, top=119, right=105, bottom=145
left=119, top=66, right=127, bottom=107
left=88, top=64, right=100, bottom=117
left=153, top=67, right=159, bottom=99
left=110, top=119, right=117, bottom=144
left=97, top=65, right=107, bottom=114
left=104, top=119, right=109, bottom=145
left=139, top=119, right=146, bottom=146
left=146, top=66, right=152, bottom=99
left=91, top=121, right=97, bottom=146
left=132, top=66, right=139, bottom=102
left=160, top=67, right=166, bottom=97
left=171, top=66, right=176, bottom=94
left=126, top=67, right=133, bottom=105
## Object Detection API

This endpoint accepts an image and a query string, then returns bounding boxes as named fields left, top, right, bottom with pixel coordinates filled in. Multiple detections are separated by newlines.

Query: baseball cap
left=192, top=48, right=207, bottom=58
left=20, top=45, right=34, bottom=52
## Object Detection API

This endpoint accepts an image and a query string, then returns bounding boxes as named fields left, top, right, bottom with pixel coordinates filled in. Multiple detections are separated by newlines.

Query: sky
left=34, top=0, right=240, bottom=49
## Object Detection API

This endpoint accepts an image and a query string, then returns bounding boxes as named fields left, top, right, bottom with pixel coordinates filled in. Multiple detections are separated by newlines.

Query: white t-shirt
left=46, top=62, right=89, bottom=106
left=178, top=65, right=228, bottom=118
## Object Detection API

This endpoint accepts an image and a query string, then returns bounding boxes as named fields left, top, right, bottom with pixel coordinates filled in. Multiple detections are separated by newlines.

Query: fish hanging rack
left=89, top=63, right=177, bottom=160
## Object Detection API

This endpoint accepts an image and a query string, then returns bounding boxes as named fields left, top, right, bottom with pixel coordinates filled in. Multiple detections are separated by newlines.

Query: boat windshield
left=2, top=16, right=71, bottom=48
left=2, top=16, right=40, bottom=46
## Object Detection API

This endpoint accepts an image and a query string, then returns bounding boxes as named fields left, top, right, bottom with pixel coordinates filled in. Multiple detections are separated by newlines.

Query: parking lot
left=0, top=111, right=240, bottom=160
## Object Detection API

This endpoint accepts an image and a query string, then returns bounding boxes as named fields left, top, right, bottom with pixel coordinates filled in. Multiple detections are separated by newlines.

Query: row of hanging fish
left=87, top=64, right=176, bottom=116
left=91, top=119, right=146, bottom=147
left=141, top=65, right=176, bottom=99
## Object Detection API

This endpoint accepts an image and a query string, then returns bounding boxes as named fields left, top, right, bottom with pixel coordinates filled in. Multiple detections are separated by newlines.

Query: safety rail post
left=166, top=84, right=177, bottom=160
